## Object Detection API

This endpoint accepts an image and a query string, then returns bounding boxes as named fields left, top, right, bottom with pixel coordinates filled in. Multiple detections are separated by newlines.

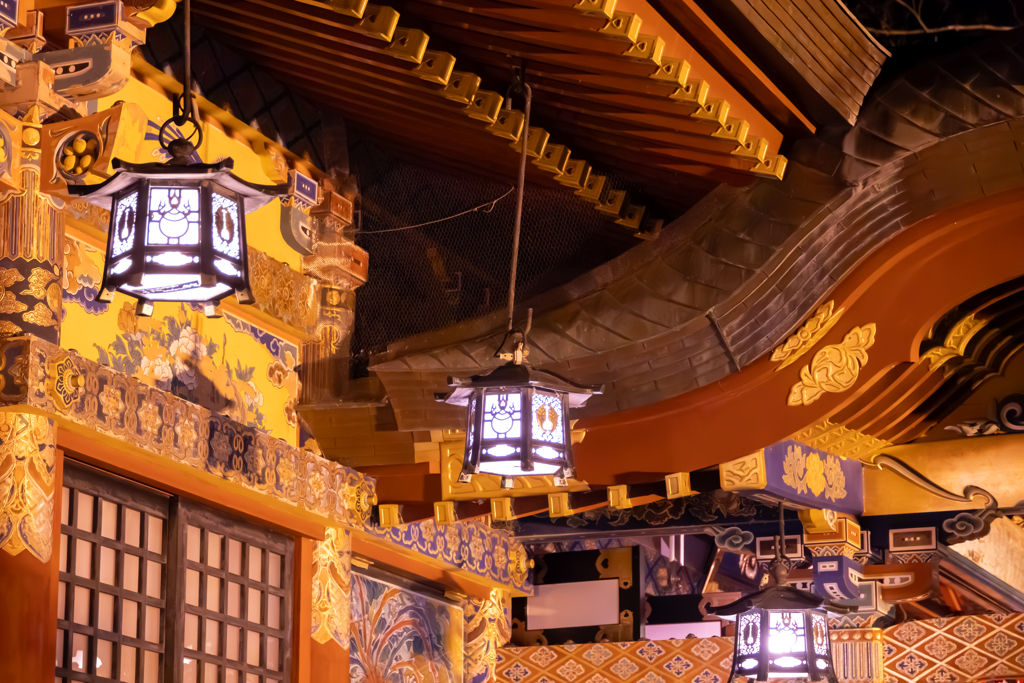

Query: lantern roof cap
left=67, top=155, right=290, bottom=213
left=707, top=584, right=853, bottom=616
left=444, top=362, right=603, bottom=407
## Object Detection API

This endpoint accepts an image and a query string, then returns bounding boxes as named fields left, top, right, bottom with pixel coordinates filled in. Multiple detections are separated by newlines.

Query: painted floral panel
left=351, top=573, right=464, bottom=683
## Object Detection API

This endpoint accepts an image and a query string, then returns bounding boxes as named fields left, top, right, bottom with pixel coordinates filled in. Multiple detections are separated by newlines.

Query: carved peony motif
left=787, top=324, right=876, bottom=406
left=781, top=445, right=847, bottom=501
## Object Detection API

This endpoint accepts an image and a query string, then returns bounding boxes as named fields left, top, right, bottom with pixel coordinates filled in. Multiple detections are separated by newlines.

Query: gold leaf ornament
left=787, top=324, right=876, bottom=406
left=772, top=301, right=845, bottom=370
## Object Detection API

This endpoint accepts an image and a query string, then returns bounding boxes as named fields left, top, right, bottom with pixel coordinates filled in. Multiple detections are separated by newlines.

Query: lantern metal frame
left=708, top=503, right=849, bottom=683
left=69, top=156, right=288, bottom=315
left=445, top=362, right=601, bottom=488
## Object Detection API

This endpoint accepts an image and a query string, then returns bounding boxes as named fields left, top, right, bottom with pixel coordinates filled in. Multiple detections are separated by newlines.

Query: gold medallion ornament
left=48, top=352, right=84, bottom=410
left=0, top=412, right=56, bottom=562
left=787, top=324, right=876, bottom=406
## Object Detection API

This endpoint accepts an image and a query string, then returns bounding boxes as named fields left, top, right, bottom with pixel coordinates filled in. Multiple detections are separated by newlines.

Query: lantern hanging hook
left=769, top=500, right=789, bottom=587
left=158, top=0, right=203, bottom=159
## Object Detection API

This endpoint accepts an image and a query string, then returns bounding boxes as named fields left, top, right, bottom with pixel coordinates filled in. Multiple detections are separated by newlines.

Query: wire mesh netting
left=348, top=132, right=638, bottom=376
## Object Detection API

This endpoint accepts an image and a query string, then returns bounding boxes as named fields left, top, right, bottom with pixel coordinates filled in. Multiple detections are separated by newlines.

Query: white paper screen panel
left=526, top=579, right=619, bottom=630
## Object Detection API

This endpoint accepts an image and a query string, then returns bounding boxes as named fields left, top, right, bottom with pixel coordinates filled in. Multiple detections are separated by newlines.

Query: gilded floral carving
left=0, top=412, right=55, bottom=562
left=465, top=589, right=511, bottom=682
left=99, top=384, right=125, bottom=423
left=787, top=324, right=876, bottom=406
left=781, top=444, right=847, bottom=502
left=138, top=401, right=162, bottom=439
left=310, top=527, right=351, bottom=648
left=772, top=301, right=845, bottom=371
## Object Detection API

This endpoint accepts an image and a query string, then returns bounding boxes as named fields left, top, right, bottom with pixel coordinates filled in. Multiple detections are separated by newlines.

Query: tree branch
left=892, top=0, right=930, bottom=31
left=867, top=23, right=1020, bottom=34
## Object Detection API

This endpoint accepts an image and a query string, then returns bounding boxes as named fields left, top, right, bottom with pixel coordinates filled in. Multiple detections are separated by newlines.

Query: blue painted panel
left=67, top=2, right=120, bottom=34
left=763, top=440, right=864, bottom=515
left=0, top=0, right=17, bottom=30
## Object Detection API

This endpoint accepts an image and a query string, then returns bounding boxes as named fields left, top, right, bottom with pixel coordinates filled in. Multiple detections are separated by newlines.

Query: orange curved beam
left=575, top=188, right=1024, bottom=484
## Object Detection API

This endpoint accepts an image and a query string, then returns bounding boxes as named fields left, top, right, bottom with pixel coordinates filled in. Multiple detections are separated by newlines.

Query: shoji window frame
left=167, top=498, right=295, bottom=683
left=57, top=460, right=171, bottom=683
left=57, top=461, right=295, bottom=683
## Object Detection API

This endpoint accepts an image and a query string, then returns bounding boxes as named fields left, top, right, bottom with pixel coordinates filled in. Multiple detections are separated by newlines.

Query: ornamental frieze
left=0, top=334, right=375, bottom=529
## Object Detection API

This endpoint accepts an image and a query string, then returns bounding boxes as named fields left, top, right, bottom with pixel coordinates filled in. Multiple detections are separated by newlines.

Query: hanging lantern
left=444, top=69, right=602, bottom=489
left=67, top=0, right=288, bottom=317
left=69, top=139, right=287, bottom=316
left=711, top=581, right=840, bottom=682
left=708, top=505, right=848, bottom=683
left=444, top=363, right=601, bottom=488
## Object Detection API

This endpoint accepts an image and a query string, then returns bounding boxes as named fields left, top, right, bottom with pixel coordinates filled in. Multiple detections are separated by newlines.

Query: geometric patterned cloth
left=497, top=614, right=1024, bottom=683
left=496, top=638, right=734, bottom=683
left=884, top=614, right=1024, bottom=683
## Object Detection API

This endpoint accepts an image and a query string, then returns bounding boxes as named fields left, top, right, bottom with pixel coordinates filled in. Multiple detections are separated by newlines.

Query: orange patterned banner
left=884, top=614, right=1024, bottom=683
left=497, top=638, right=734, bottom=683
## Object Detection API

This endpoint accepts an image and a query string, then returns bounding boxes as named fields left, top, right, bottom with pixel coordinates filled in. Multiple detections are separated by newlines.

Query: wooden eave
left=687, top=0, right=889, bottom=125
left=190, top=0, right=790, bottom=223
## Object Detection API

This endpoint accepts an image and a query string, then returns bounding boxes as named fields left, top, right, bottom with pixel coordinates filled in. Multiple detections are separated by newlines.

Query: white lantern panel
left=811, top=613, right=828, bottom=656
left=110, top=257, right=132, bottom=276
left=769, top=657, right=804, bottom=672
left=147, top=187, right=201, bottom=246
left=768, top=611, right=806, bottom=654
left=485, top=445, right=518, bottom=458
left=739, top=659, right=758, bottom=671
left=123, top=277, right=232, bottom=301
left=147, top=252, right=198, bottom=267
left=112, top=192, right=138, bottom=257
left=212, top=193, right=242, bottom=259
left=480, top=460, right=561, bottom=477
left=482, top=392, right=521, bottom=440
left=532, top=392, right=564, bottom=444
left=214, top=258, right=242, bottom=277
left=534, top=445, right=563, bottom=461
left=738, top=612, right=761, bottom=656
